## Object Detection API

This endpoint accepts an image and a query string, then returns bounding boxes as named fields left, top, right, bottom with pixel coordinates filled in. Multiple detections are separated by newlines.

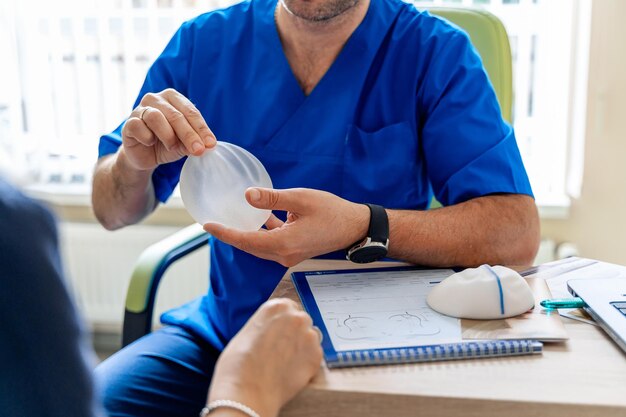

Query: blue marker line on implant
left=484, top=265, right=505, bottom=315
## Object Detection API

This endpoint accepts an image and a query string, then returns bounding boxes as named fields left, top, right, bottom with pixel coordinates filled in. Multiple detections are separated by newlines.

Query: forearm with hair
left=386, top=194, right=540, bottom=267
left=91, top=150, right=157, bottom=230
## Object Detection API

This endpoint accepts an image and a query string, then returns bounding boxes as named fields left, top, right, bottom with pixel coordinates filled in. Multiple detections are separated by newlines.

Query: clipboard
left=292, top=265, right=565, bottom=368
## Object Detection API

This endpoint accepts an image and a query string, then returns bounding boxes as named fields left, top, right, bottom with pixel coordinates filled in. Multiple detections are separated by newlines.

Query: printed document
left=306, top=269, right=461, bottom=351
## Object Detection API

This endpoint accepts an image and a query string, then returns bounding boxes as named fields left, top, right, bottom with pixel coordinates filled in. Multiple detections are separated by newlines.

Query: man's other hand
left=208, top=298, right=323, bottom=417
left=121, top=88, right=216, bottom=171
left=203, top=188, right=371, bottom=267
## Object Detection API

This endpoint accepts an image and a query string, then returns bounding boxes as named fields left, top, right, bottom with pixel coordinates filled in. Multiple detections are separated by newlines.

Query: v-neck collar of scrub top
left=262, top=0, right=385, bottom=99
left=252, top=0, right=404, bottom=154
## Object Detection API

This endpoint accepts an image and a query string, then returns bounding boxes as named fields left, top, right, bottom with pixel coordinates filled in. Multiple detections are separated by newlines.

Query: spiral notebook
left=291, top=266, right=544, bottom=368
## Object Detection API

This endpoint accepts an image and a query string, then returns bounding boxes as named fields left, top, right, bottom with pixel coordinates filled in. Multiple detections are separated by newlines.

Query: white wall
left=541, top=0, right=626, bottom=265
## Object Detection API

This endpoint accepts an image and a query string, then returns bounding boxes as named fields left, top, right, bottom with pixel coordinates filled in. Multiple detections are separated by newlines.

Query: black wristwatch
left=346, top=204, right=389, bottom=263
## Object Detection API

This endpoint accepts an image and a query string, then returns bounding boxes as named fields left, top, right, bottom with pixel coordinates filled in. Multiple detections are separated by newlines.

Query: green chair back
left=429, top=8, right=513, bottom=123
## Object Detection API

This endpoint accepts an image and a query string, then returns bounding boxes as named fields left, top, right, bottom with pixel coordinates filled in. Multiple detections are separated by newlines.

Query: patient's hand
left=208, top=298, right=323, bottom=417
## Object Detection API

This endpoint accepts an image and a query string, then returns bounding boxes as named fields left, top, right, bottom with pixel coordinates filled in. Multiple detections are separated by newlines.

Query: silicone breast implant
left=180, top=141, right=273, bottom=231
left=426, top=265, right=535, bottom=319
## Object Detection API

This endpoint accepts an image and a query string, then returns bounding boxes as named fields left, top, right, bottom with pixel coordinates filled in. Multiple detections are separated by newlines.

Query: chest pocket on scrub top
left=342, top=121, right=419, bottom=207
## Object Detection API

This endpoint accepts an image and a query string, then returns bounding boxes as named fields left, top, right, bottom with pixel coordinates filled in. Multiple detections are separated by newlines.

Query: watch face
left=350, top=246, right=387, bottom=264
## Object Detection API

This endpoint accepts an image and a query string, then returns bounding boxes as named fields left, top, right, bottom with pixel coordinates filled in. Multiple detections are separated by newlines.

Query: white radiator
left=58, top=222, right=209, bottom=331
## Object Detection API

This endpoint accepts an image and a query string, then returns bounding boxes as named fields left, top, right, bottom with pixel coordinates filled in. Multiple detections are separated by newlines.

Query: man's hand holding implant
left=121, top=88, right=216, bottom=171
left=204, top=188, right=371, bottom=267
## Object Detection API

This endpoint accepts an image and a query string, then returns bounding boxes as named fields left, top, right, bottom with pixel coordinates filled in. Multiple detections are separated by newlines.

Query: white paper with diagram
left=305, top=269, right=461, bottom=351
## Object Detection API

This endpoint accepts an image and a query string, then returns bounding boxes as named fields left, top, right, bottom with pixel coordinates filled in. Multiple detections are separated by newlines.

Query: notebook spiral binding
left=329, top=340, right=543, bottom=368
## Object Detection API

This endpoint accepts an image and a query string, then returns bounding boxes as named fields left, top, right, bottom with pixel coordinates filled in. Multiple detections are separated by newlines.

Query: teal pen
left=540, top=298, right=586, bottom=309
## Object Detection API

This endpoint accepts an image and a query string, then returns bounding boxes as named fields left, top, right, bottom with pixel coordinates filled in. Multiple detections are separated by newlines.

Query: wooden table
left=272, top=260, right=626, bottom=417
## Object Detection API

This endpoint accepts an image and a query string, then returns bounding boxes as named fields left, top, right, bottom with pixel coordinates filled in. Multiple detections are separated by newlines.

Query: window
left=0, top=0, right=238, bottom=196
left=0, top=0, right=590, bottom=216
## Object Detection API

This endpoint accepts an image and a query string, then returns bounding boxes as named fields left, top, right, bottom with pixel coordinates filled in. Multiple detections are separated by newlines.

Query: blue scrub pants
left=95, top=326, right=220, bottom=417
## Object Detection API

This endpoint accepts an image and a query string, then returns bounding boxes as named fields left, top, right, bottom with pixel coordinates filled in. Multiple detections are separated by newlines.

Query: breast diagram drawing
left=306, top=269, right=462, bottom=351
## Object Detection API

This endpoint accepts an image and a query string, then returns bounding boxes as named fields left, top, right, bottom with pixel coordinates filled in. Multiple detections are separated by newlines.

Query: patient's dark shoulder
left=0, top=178, right=57, bottom=242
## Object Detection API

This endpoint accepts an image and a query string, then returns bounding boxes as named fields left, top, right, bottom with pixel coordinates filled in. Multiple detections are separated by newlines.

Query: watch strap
left=365, top=203, right=389, bottom=244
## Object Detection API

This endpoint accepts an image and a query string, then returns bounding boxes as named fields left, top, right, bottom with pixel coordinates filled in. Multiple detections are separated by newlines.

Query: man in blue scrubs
left=93, top=0, right=540, bottom=415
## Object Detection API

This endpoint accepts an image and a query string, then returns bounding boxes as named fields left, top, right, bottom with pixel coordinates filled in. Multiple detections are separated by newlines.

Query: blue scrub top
left=99, top=0, right=533, bottom=350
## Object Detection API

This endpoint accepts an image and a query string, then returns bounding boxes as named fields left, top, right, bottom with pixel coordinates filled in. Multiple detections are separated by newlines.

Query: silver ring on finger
left=139, top=107, right=151, bottom=121
left=312, top=326, right=323, bottom=344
